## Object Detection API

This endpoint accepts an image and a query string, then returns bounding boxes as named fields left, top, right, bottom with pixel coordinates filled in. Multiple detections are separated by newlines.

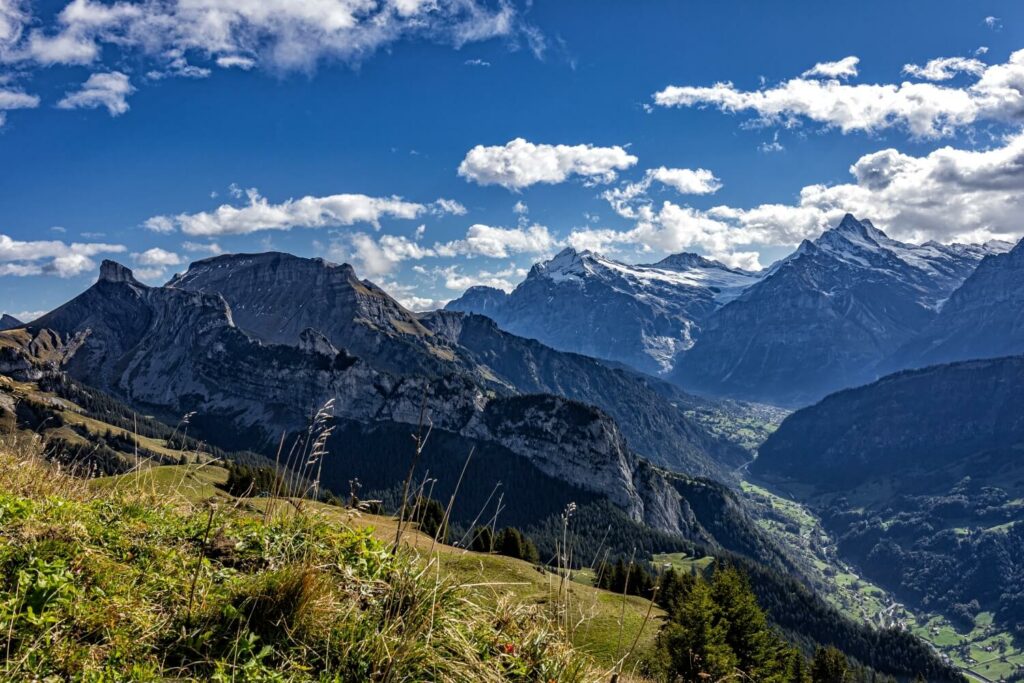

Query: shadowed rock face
left=446, top=247, right=760, bottom=376
left=168, top=251, right=745, bottom=479
left=887, top=237, right=1024, bottom=371
left=674, top=215, right=1009, bottom=407
left=167, top=252, right=453, bottom=380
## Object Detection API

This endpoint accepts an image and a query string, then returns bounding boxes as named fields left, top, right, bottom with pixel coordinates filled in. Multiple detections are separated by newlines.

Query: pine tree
left=811, top=646, right=849, bottom=683
left=656, top=576, right=737, bottom=681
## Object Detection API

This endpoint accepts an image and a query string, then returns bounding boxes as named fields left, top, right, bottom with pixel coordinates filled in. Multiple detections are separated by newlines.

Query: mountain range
left=887, top=237, right=1024, bottom=371
left=447, top=247, right=759, bottom=375
left=450, top=214, right=1014, bottom=407
left=0, top=256, right=769, bottom=552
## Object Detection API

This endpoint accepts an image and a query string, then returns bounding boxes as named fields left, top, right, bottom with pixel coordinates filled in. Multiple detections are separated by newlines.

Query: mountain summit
left=673, top=214, right=1009, bottom=406
left=447, top=247, right=760, bottom=375
left=887, top=236, right=1024, bottom=369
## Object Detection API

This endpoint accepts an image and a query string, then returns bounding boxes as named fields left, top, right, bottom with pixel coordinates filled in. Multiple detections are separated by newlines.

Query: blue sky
left=1, top=0, right=1023, bottom=316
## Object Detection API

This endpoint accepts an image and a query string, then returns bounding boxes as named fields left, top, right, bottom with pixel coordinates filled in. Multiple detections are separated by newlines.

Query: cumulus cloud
left=145, top=188, right=449, bottom=236
left=902, top=56, right=986, bottom=81
left=330, top=222, right=558, bottom=276
left=602, top=167, right=722, bottom=219
left=4, top=0, right=522, bottom=74
left=653, top=49, right=1024, bottom=138
left=802, top=56, right=859, bottom=79
left=458, top=137, right=638, bottom=190
left=432, top=264, right=526, bottom=292
left=435, top=223, right=557, bottom=258
left=133, top=247, right=181, bottom=266
left=0, top=233, right=125, bottom=277
left=57, top=71, right=134, bottom=115
left=0, top=0, right=529, bottom=126
left=570, top=132, right=1024, bottom=266
left=648, top=167, right=722, bottom=194
left=0, top=0, right=28, bottom=50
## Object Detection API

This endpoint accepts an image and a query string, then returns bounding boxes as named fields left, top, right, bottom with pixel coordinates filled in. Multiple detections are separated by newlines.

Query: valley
left=742, top=479, right=1024, bottom=682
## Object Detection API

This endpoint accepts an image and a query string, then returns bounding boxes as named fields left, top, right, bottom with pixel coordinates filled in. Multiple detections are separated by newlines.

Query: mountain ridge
left=674, top=214, right=1008, bottom=406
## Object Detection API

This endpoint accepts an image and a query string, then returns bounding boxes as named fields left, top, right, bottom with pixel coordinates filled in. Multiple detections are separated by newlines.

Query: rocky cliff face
left=8, top=260, right=710, bottom=534
left=674, top=215, right=1008, bottom=407
left=169, top=252, right=744, bottom=479
left=446, top=247, right=760, bottom=376
left=166, top=252, right=458, bottom=380
left=887, top=237, right=1024, bottom=370
left=420, top=311, right=748, bottom=476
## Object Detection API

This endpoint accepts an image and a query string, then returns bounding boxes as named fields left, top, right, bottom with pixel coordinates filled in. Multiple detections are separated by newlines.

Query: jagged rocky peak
left=531, top=246, right=601, bottom=281
left=99, top=259, right=140, bottom=284
left=650, top=252, right=741, bottom=273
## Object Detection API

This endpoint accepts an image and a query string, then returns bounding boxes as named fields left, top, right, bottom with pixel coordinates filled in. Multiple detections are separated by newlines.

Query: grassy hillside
left=0, top=435, right=661, bottom=681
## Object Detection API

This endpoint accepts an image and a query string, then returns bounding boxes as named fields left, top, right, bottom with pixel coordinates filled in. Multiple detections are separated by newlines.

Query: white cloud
left=431, top=198, right=468, bottom=216
left=458, top=137, right=638, bottom=190
left=902, top=56, right=986, bottom=81
left=0, top=233, right=125, bottom=277
left=133, top=266, right=169, bottom=282
left=57, top=71, right=134, bottom=115
left=326, top=222, right=557, bottom=276
left=327, top=232, right=431, bottom=277
left=182, top=240, right=223, bottom=255
left=435, top=223, right=557, bottom=258
left=216, top=55, right=256, bottom=70
left=0, top=0, right=530, bottom=126
left=0, top=0, right=28, bottom=50
left=464, top=58, right=490, bottom=67
left=570, top=132, right=1024, bottom=266
left=984, top=16, right=1001, bottom=30
left=398, top=295, right=449, bottom=312
left=602, top=167, right=722, bottom=219
left=759, top=132, right=784, bottom=153
left=4, top=0, right=522, bottom=74
left=133, top=247, right=181, bottom=266
left=802, top=56, right=859, bottom=79
left=653, top=50, right=1024, bottom=138
left=143, top=215, right=176, bottom=234
left=649, top=167, right=722, bottom=195
left=147, top=188, right=433, bottom=236
left=432, top=264, right=525, bottom=292
left=6, top=310, right=45, bottom=322
left=0, top=86, right=40, bottom=125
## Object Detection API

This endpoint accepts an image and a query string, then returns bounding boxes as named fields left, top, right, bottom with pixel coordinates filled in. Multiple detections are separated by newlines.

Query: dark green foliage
left=494, top=527, right=539, bottom=563
left=468, top=526, right=493, bottom=552
left=594, top=559, right=656, bottom=598
left=222, top=463, right=294, bottom=498
left=811, top=646, right=849, bottom=683
left=402, top=496, right=447, bottom=541
left=654, top=565, right=803, bottom=682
